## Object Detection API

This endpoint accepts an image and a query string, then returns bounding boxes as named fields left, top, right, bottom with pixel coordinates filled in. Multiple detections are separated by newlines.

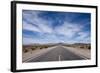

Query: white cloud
left=54, top=22, right=82, bottom=38
left=23, top=11, right=90, bottom=44
left=33, top=18, right=53, bottom=33
left=23, top=37, right=44, bottom=45
left=23, top=37, right=34, bottom=45
left=77, top=32, right=89, bottom=39
left=23, top=23, right=41, bottom=32
left=75, top=31, right=90, bottom=43
left=23, top=11, right=53, bottom=33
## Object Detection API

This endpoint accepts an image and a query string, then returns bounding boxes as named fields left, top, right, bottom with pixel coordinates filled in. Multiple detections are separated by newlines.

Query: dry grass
left=65, top=43, right=91, bottom=49
left=23, top=43, right=91, bottom=53
left=23, top=44, right=55, bottom=53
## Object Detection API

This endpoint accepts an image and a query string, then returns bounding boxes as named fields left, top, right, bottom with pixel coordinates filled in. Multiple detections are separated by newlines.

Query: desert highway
left=27, top=46, right=85, bottom=62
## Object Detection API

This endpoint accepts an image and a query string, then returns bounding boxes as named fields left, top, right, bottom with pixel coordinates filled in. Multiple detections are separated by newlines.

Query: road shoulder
left=22, top=46, right=57, bottom=62
left=62, top=46, right=91, bottom=59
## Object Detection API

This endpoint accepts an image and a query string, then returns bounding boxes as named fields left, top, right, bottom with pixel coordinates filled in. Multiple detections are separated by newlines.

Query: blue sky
left=22, top=10, right=91, bottom=45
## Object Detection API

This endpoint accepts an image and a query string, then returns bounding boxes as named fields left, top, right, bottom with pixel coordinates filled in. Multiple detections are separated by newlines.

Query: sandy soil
left=22, top=46, right=56, bottom=62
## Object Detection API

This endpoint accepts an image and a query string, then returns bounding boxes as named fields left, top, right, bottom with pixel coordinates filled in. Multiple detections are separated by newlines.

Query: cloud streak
left=22, top=10, right=91, bottom=45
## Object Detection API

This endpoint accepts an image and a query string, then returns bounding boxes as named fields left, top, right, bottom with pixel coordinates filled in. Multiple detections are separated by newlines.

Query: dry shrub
left=23, top=49, right=28, bottom=53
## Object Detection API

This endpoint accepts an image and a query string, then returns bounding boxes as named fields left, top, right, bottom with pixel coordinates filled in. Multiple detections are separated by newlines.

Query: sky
left=22, top=10, right=91, bottom=45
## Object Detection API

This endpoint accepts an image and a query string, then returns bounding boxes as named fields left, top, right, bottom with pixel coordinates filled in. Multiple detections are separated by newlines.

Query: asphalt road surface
left=27, top=46, right=85, bottom=62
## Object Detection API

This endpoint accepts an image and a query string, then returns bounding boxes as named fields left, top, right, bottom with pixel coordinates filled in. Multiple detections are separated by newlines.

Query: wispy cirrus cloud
left=54, top=22, right=83, bottom=38
left=23, top=10, right=53, bottom=34
left=22, top=10, right=91, bottom=45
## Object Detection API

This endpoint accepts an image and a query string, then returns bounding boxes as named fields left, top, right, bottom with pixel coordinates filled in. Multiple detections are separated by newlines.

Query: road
left=27, top=46, right=85, bottom=62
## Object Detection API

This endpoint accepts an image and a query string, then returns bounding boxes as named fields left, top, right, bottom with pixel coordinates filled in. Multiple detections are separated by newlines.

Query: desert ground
left=22, top=43, right=91, bottom=62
